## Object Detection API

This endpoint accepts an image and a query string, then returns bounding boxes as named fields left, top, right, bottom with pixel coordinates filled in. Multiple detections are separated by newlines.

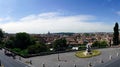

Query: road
left=29, top=48, right=120, bottom=67
left=95, top=55, right=120, bottom=67
left=0, top=50, right=29, bottom=67
left=0, top=47, right=117, bottom=67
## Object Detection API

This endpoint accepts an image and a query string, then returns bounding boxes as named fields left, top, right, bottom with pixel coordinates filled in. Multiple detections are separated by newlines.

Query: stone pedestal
left=83, top=51, right=92, bottom=56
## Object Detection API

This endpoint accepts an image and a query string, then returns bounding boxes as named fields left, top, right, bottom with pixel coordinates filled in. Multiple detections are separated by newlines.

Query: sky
left=0, top=0, right=120, bottom=33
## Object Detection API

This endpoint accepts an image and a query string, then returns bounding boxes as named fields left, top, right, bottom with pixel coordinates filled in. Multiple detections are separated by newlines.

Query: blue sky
left=0, top=0, right=119, bottom=33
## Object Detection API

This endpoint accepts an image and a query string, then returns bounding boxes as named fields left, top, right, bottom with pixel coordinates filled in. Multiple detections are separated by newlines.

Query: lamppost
left=58, top=51, right=60, bottom=61
left=58, top=45, right=60, bottom=61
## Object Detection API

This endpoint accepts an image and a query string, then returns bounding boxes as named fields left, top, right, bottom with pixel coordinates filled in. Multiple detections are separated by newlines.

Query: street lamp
left=58, top=45, right=60, bottom=61
left=58, top=51, right=60, bottom=61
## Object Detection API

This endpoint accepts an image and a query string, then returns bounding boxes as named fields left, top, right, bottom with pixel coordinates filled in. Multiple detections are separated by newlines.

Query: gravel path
left=25, top=48, right=120, bottom=67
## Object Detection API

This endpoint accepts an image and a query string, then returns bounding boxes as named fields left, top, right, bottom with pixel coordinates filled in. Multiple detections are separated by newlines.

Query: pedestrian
left=30, top=60, right=32, bottom=65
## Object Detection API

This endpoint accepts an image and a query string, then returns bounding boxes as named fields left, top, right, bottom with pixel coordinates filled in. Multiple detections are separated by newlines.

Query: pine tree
left=0, top=29, right=4, bottom=43
left=113, top=22, right=119, bottom=45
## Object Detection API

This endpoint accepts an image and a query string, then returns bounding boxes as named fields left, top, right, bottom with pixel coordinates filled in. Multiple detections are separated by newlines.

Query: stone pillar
left=74, top=64, right=76, bottom=67
left=43, top=63, right=45, bottom=67
left=58, top=64, right=60, bottom=67
left=117, top=53, right=119, bottom=56
left=88, top=62, right=92, bottom=67
left=100, top=58, right=104, bottom=63
left=109, top=55, right=112, bottom=60
left=30, top=60, right=32, bottom=65
left=18, top=56, right=21, bottom=60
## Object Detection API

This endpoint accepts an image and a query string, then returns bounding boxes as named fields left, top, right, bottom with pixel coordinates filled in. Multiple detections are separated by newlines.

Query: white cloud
left=0, top=12, right=113, bottom=33
left=0, top=18, right=5, bottom=21
left=0, top=16, right=12, bottom=22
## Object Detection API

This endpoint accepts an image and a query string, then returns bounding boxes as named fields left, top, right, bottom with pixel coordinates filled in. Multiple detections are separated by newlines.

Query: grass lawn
left=75, top=50, right=101, bottom=58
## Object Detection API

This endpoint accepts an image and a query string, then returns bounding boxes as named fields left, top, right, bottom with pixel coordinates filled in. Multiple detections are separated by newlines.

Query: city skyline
left=0, top=0, right=119, bottom=33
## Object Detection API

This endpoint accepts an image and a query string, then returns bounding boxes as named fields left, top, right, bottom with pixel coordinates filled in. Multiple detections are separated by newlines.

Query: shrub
left=11, top=48, right=28, bottom=56
left=78, top=45, right=86, bottom=50
left=27, top=43, right=47, bottom=54
left=19, top=49, right=28, bottom=56
left=75, top=50, right=101, bottom=58
left=11, top=48, right=21, bottom=53
left=92, top=41, right=107, bottom=48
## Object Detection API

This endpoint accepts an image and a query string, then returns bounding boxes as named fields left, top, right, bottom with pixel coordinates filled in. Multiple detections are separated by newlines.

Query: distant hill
left=53, top=32, right=75, bottom=36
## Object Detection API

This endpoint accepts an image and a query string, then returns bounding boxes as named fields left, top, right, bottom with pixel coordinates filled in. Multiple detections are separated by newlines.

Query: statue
left=86, top=43, right=91, bottom=53
left=84, top=42, right=92, bottom=56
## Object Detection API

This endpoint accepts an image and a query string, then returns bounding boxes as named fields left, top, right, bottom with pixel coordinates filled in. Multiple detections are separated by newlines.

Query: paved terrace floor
left=25, top=48, right=120, bottom=67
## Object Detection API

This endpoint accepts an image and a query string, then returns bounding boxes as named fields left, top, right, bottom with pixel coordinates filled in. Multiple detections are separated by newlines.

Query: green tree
left=99, top=41, right=107, bottom=48
left=5, top=40, right=14, bottom=48
left=84, top=33, right=90, bottom=37
left=92, top=40, right=107, bottom=48
left=14, top=32, right=32, bottom=49
left=113, top=22, right=119, bottom=45
left=53, top=38, right=67, bottom=51
left=92, top=41, right=100, bottom=48
left=4, top=36, right=15, bottom=48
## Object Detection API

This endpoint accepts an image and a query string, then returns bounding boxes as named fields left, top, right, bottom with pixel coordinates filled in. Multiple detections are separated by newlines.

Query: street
left=28, top=48, right=120, bottom=67
left=95, top=54, right=120, bottom=67
left=0, top=50, right=29, bottom=67
left=0, top=48, right=120, bottom=67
